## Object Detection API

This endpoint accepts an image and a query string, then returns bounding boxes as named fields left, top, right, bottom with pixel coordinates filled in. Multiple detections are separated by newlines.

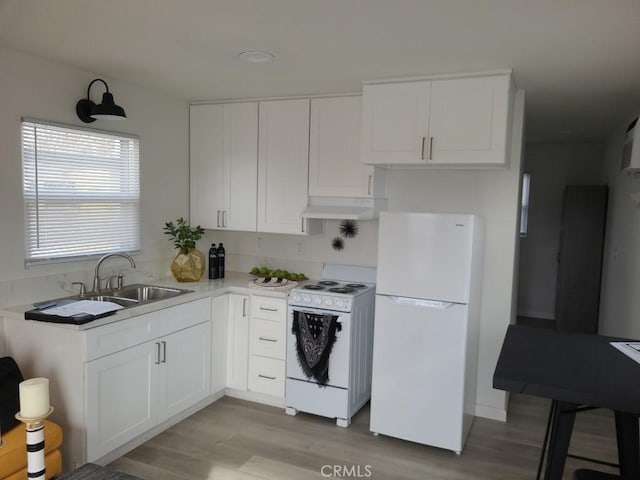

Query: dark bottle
left=208, top=243, right=219, bottom=279
left=218, top=243, right=225, bottom=278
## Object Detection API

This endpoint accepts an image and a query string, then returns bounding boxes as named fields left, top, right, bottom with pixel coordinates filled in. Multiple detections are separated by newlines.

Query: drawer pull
left=161, top=341, right=167, bottom=363
left=155, top=342, right=161, bottom=365
left=259, top=306, right=278, bottom=312
left=258, top=374, right=277, bottom=380
left=259, top=336, right=277, bottom=343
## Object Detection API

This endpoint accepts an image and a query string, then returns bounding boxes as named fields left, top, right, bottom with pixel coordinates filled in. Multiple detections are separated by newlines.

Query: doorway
left=516, top=142, right=607, bottom=330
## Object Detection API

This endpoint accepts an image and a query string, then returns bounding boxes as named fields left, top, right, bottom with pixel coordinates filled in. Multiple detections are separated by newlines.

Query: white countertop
left=0, top=271, right=296, bottom=330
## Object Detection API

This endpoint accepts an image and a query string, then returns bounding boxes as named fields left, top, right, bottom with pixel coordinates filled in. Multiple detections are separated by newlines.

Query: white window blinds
left=22, top=120, right=140, bottom=266
left=520, top=173, right=531, bottom=237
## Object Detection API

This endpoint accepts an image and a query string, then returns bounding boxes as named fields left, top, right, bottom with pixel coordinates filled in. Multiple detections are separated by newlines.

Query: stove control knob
left=303, top=295, right=311, bottom=304
left=291, top=293, right=301, bottom=303
left=313, top=296, right=322, bottom=305
left=335, top=299, right=345, bottom=309
left=324, top=298, right=333, bottom=307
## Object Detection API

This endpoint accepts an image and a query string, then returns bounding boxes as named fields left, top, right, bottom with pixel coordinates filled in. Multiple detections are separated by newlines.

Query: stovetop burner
left=345, top=283, right=367, bottom=289
left=319, top=280, right=339, bottom=286
left=329, top=287, right=357, bottom=294
left=303, top=284, right=325, bottom=290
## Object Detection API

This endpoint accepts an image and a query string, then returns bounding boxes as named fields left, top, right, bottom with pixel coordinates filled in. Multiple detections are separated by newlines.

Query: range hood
left=301, top=197, right=387, bottom=220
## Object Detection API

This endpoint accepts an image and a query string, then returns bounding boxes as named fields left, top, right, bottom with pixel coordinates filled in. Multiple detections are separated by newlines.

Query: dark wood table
left=493, top=325, right=640, bottom=480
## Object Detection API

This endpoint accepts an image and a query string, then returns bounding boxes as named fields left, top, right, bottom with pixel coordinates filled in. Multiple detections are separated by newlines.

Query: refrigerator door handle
left=388, top=296, right=457, bottom=309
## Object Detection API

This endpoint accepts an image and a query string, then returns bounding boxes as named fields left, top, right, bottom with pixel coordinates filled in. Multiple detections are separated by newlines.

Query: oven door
left=286, top=305, right=351, bottom=388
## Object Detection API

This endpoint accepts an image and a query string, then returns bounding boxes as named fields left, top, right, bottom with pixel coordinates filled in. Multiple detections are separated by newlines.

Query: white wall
left=600, top=121, right=640, bottom=338
left=205, top=219, right=379, bottom=280
left=517, top=142, right=605, bottom=320
left=219, top=91, right=525, bottom=421
left=0, top=48, right=189, bottom=352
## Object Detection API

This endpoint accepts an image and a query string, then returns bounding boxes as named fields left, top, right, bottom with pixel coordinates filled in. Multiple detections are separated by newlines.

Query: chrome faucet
left=92, top=253, right=136, bottom=292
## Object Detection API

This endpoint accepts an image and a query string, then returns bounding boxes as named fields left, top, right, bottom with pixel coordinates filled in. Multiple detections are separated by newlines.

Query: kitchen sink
left=83, top=294, right=140, bottom=308
left=110, top=284, right=193, bottom=303
left=60, top=284, right=193, bottom=309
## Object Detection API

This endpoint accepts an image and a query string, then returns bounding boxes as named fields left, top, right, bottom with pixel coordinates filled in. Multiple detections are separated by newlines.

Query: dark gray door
left=555, top=186, right=608, bottom=333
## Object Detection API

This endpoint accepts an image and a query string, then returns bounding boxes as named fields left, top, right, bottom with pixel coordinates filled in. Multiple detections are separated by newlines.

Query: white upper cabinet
left=361, top=81, right=431, bottom=165
left=361, top=73, right=512, bottom=167
left=190, top=103, right=258, bottom=231
left=258, top=99, right=322, bottom=235
left=309, top=96, right=378, bottom=197
left=190, top=104, right=223, bottom=228
left=428, top=75, right=511, bottom=166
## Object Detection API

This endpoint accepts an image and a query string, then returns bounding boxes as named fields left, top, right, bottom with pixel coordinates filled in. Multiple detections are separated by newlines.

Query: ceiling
left=1, top=0, right=639, bottom=143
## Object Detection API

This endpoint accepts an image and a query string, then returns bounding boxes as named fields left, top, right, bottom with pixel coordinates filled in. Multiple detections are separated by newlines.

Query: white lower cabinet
left=223, top=293, right=287, bottom=401
left=226, top=293, right=250, bottom=391
left=248, top=296, right=287, bottom=398
left=157, top=321, right=211, bottom=423
left=85, top=299, right=211, bottom=461
left=4, top=290, right=293, bottom=470
left=85, top=341, right=158, bottom=461
left=2, top=297, right=212, bottom=468
left=211, top=294, right=229, bottom=395
left=248, top=355, right=285, bottom=397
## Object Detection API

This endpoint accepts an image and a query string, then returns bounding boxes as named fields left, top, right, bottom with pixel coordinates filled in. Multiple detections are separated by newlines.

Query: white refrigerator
left=370, top=211, right=483, bottom=454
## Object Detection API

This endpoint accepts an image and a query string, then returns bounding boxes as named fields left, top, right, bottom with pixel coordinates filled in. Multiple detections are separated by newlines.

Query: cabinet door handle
left=368, top=174, right=372, bottom=195
left=155, top=342, right=161, bottom=365
left=258, top=374, right=277, bottom=380
left=216, top=210, right=221, bottom=228
left=259, top=336, right=277, bottom=343
left=260, top=306, right=278, bottom=312
left=223, top=210, right=227, bottom=228
left=242, top=298, right=247, bottom=317
left=421, top=137, right=426, bottom=160
left=428, top=137, right=433, bottom=160
left=301, top=218, right=305, bottom=233
left=161, top=341, right=167, bottom=363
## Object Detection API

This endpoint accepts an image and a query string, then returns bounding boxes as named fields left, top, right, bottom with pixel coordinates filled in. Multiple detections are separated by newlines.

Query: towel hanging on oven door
left=292, top=311, right=342, bottom=386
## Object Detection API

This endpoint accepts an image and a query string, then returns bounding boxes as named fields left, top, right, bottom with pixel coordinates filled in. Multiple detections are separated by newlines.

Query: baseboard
left=517, top=310, right=555, bottom=320
left=474, top=403, right=507, bottom=422
left=225, top=388, right=286, bottom=408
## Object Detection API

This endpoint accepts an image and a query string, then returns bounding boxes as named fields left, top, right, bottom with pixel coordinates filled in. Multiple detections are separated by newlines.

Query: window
left=520, top=173, right=531, bottom=237
left=22, top=119, right=140, bottom=266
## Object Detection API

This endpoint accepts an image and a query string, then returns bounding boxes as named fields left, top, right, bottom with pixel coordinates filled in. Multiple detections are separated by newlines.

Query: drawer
left=85, top=312, right=157, bottom=361
left=250, top=296, right=287, bottom=322
left=158, top=297, right=210, bottom=336
left=248, top=355, right=285, bottom=397
left=249, top=318, right=286, bottom=360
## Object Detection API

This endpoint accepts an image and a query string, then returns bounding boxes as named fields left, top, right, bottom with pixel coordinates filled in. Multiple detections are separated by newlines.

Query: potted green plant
left=163, top=217, right=206, bottom=282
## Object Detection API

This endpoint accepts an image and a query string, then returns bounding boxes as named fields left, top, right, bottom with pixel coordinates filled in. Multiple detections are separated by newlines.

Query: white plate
left=252, top=277, right=289, bottom=287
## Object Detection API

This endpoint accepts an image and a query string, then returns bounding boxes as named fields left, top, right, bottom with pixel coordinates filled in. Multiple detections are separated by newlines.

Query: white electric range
left=285, top=264, right=376, bottom=427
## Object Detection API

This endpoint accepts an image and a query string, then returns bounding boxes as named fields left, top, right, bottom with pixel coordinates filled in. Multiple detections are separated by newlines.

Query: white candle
left=19, top=378, right=50, bottom=418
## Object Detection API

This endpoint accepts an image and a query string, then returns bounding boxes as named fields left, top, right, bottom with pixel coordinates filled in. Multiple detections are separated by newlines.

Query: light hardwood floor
left=107, top=394, right=620, bottom=479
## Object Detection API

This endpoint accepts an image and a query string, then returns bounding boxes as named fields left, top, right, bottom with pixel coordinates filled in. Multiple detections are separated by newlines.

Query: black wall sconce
left=76, top=78, right=127, bottom=123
